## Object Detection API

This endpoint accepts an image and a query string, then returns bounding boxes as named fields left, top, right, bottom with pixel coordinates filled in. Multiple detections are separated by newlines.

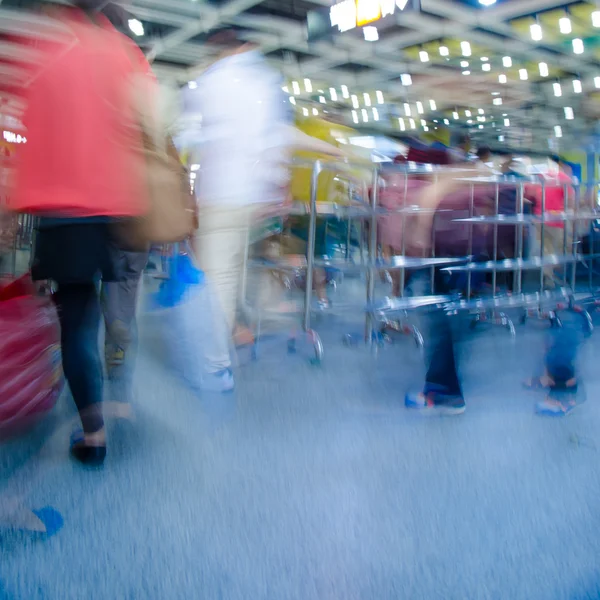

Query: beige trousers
left=536, top=226, right=573, bottom=286
left=194, top=205, right=256, bottom=331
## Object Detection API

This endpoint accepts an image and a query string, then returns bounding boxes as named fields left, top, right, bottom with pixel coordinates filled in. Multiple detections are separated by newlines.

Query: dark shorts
left=32, top=222, right=125, bottom=284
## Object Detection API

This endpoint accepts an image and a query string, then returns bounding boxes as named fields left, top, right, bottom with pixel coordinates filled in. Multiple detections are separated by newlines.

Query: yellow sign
left=356, top=0, right=382, bottom=26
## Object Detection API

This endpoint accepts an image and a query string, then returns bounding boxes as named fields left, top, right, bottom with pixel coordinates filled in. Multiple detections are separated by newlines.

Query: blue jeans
left=54, top=282, right=104, bottom=433
left=405, top=270, right=463, bottom=400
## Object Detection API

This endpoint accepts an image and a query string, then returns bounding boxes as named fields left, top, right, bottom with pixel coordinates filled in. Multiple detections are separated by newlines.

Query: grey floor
left=2, top=278, right=600, bottom=600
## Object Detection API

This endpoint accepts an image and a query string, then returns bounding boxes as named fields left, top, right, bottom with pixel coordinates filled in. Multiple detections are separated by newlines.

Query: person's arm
left=284, top=125, right=346, bottom=157
left=405, top=167, right=477, bottom=255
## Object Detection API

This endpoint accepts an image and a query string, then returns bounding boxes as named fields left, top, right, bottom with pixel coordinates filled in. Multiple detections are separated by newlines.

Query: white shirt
left=181, top=51, right=292, bottom=206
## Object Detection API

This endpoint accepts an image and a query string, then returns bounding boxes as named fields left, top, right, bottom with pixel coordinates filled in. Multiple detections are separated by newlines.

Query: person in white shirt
left=182, top=29, right=342, bottom=388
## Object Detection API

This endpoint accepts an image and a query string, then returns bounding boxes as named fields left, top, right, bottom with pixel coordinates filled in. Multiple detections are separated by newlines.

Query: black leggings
left=54, top=282, right=104, bottom=434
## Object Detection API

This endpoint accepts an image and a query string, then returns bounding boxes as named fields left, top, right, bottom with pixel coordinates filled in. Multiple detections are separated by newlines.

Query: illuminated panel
left=330, top=0, right=357, bottom=33
left=356, top=0, right=382, bottom=27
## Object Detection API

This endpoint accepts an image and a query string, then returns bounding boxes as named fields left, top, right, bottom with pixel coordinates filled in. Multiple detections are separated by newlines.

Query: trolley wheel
left=412, top=326, right=424, bottom=351
left=309, top=330, right=324, bottom=365
left=343, top=334, right=357, bottom=347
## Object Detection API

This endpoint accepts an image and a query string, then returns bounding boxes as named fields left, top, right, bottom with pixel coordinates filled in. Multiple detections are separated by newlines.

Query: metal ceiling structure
left=1, top=0, right=600, bottom=150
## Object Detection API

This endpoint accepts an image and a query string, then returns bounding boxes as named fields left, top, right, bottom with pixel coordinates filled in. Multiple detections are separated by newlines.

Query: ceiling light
left=593, top=11, right=600, bottom=27
left=595, top=77, right=600, bottom=89
left=376, top=90, right=384, bottom=104
left=554, top=125, right=563, bottom=138
left=429, top=99, right=437, bottom=110
left=319, top=96, right=326, bottom=104
left=312, top=108, right=318, bottom=116
left=416, top=101, right=424, bottom=114
left=453, top=111, right=459, bottom=120
left=439, top=46, right=449, bottom=56
left=553, top=82, right=562, bottom=97
left=478, top=108, right=485, bottom=114
left=187, top=81, right=198, bottom=90
left=302, top=107, right=309, bottom=117
left=493, top=97, right=503, bottom=105
left=559, top=16, right=572, bottom=34
left=341, top=85, right=350, bottom=98
left=423, top=126, right=429, bottom=132
left=465, top=110, right=472, bottom=117
left=467, top=119, right=473, bottom=124
left=477, top=116, right=485, bottom=122
left=363, top=93, right=372, bottom=106
left=573, top=79, right=582, bottom=93
left=504, top=118, right=510, bottom=127
left=479, top=0, right=496, bottom=6
left=400, top=73, right=412, bottom=86
left=499, top=74, right=507, bottom=84
left=304, top=78, right=312, bottom=92
left=461, top=41, right=472, bottom=57
left=128, top=19, right=144, bottom=37
left=363, top=26, right=379, bottom=41
left=289, top=97, right=296, bottom=105
left=530, top=23, right=543, bottom=41
left=564, top=106, right=574, bottom=120
left=399, top=118, right=406, bottom=131
left=462, top=70, right=471, bottom=76
left=409, top=118, right=416, bottom=129
left=481, top=57, right=489, bottom=62
left=502, top=56, right=512, bottom=68
left=482, top=63, right=491, bottom=72
left=421, top=119, right=427, bottom=127
left=444, top=118, right=450, bottom=125
left=419, top=50, right=429, bottom=62
left=351, top=94, right=359, bottom=108
left=539, top=62, right=549, bottom=77
left=499, top=135, right=505, bottom=142
left=478, top=124, right=484, bottom=129
left=372, top=107, right=379, bottom=121
left=519, top=69, right=528, bottom=80
left=461, top=60, right=469, bottom=68
left=361, top=108, right=369, bottom=122
left=404, top=103, right=412, bottom=116
left=572, top=38, right=584, bottom=54
left=292, top=81, right=300, bottom=95
left=330, top=88, right=338, bottom=101
left=352, top=110, right=359, bottom=124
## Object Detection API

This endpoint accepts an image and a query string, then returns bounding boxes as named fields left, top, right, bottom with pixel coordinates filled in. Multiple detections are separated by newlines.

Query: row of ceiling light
left=529, top=12, right=600, bottom=41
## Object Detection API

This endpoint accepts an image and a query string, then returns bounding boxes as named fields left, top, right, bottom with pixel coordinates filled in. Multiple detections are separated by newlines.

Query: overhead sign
left=331, top=0, right=413, bottom=33
left=307, top=0, right=420, bottom=42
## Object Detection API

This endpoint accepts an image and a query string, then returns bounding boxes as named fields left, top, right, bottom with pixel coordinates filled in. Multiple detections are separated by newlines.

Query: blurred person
left=399, top=168, right=585, bottom=417
left=12, top=0, right=155, bottom=465
left=181, top=28, right=343, bottom=386
left=525, top=156, right=574, bottom=287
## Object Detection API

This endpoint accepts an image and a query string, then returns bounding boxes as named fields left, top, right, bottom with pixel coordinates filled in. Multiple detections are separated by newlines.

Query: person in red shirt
left=12, top=1, right=154, bottom=466
left=525, top=158, right=574, bottom=287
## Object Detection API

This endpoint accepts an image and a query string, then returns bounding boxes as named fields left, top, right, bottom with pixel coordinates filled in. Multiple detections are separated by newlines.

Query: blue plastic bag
left=154, top=252, right=205, bottom=309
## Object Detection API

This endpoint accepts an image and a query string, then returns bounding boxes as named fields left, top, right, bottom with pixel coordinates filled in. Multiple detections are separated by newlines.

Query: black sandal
left=70, top=430, right=106, bottom=467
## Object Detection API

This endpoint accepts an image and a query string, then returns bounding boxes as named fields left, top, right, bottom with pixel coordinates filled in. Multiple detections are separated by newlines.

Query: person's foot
left=405, top=392, right=466, bottom=416
left=535, top=396, right=580, bottom=417
left=233, top=326, right=254, bottom=348
left=70, top=429, right=106, bottom=467
left=201, top=369, right=235, bottom=394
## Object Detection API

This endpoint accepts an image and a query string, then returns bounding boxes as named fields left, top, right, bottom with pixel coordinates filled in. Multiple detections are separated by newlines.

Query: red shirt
left=525, top=172, right=573, bottom=229
left=11, top=9, right=153, bottom=218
